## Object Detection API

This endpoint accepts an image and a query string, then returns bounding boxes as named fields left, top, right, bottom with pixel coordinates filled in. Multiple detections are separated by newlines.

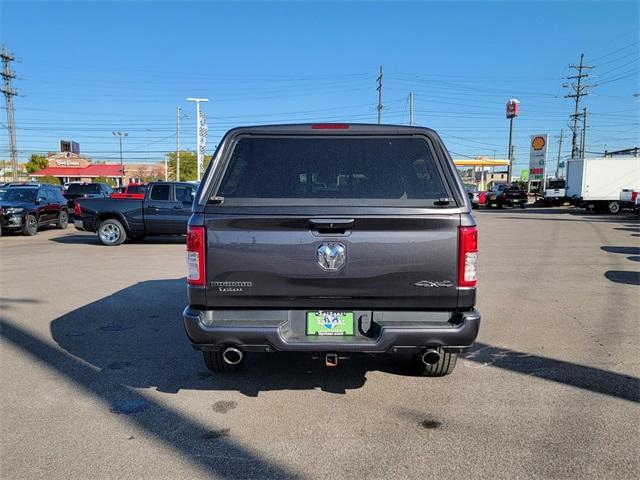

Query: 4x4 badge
left=317, top=243, right=346, bottom=271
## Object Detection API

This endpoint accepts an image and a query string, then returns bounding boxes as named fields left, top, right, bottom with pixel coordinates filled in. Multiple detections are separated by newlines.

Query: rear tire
left=520, top=203, right=526, bottom=209
left=203, top=350, right=240, bottom=373
left=414, top=348, right=457, bottom=377
left=22, top=215, right=38, bottom=236
left=98, top=219, right=126, bottom=246
left=56, top=210, right=69, bottom=229
left=607, top=201, right=621, bottom=215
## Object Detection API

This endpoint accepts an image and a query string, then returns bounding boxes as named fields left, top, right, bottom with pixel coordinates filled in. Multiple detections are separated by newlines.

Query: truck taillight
left=73, top=202, right=82, bottom=216
left=459, top=226, right=478, bottom=287
left=187, top=226, right=205, bottom=286
left=632, top=191, right=638, bottom=202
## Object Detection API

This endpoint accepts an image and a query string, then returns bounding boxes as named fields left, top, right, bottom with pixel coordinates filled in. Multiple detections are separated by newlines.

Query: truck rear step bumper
left=182, top=307, right=481, bottom=353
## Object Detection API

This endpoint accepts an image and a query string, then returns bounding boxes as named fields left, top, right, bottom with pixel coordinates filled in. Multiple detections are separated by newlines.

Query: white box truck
left=566, top=157, right=640, bottom=214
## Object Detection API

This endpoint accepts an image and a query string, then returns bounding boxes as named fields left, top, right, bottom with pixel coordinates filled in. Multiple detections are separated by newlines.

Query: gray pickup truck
left=183, top=124, right=480, bottom=376
left=72, top=182, right=196, bottom=245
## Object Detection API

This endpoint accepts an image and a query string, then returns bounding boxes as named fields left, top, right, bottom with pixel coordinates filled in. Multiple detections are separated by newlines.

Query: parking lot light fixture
left=112, top=131, right=128, bottom=186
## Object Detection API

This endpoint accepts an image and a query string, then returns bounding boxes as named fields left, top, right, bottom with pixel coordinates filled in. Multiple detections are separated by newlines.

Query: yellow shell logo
left=532, top=136, right=546, bottom=151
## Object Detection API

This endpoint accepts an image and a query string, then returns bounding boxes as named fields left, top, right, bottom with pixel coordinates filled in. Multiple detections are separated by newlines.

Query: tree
left=166, top=150, right=212, bottom=181
left=25, top=154, right=49, bottom=174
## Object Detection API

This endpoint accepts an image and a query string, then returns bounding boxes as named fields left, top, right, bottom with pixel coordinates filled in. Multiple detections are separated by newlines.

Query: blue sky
left=1, top=0, right=638, bottom=174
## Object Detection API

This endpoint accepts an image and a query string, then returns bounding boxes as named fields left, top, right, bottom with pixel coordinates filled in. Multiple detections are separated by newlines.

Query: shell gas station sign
left=529, top=134, right=548, bottom=181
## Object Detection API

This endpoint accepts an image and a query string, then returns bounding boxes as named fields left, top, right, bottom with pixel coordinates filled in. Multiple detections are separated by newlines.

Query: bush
left=37, top=175, right=62, bottom=185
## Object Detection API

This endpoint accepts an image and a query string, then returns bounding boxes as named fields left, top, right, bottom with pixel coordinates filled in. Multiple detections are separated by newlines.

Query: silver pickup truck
left=182, top=124, right=480, bottom=376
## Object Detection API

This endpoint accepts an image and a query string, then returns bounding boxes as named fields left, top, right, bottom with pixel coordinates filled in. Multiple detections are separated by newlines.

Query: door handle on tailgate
left=309, top=218, right=354, bottom=234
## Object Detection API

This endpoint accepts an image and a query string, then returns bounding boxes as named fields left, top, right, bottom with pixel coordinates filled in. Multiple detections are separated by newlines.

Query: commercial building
left=30, top=152, right=164, bottom=185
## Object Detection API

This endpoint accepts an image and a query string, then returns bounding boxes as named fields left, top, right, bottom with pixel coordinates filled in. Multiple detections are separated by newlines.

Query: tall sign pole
left=505, top=99, right=520, bottom=184
left=187, top=97, right=209, bottom=181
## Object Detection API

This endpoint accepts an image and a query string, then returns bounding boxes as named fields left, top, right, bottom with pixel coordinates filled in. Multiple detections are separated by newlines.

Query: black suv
left=64, top=182, right=113, bottom=208
left=183, top=124, right=480, bottom=377
left=1, top=184, right=69, bottom=236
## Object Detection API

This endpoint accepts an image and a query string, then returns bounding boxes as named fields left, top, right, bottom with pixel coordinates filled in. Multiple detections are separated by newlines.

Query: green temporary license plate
left=306, top=311, right=354, bottom=336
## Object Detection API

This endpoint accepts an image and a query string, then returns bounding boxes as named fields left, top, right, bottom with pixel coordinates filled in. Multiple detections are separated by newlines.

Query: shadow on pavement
left=49, top=234, right=186, bottom=246
left=0, top=277, right=624, bottom=403
left=48, top=233, right=101, bottom=244
left=0, top=319, right=300, bottom=479
left=46, top=278, right=373, bottom=396
left=600, top=246, right=640, bottom=286
left=604, top=270, right=640, bottom=286
left=601, top=246, right=640, bottom=255
left=463, top=343, right=639, bottom=403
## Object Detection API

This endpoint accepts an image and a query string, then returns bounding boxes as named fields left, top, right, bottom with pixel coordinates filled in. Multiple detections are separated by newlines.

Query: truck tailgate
left=204, top=214, right=461, bottom=309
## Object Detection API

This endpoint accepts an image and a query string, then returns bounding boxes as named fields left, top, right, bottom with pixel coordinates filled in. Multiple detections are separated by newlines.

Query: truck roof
left=222, top=123, right=439, bottom=136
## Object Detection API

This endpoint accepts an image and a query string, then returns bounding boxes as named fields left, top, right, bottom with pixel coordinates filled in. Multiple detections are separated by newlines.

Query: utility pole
left=187, top=97, right=209, bottom=181
left=1, top=46, right=18, bottom=181
left=176, top=107, right=181, bottom=182
left=112, top=131, right=128, bottom=186
left=581, top=107, right=587, bottom=159
left=555, top=129, right=563, bottom=178
left=409, top=92, right=414, bottom=126
left=376, top=65, right=383, bottom=125
left=564, top=53, right=594, bottom=159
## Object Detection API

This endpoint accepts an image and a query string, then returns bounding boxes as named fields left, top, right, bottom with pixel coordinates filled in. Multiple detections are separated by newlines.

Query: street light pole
left=112, top=131, right=128, bottom=186
left=187, top=97, right=209, bottom=181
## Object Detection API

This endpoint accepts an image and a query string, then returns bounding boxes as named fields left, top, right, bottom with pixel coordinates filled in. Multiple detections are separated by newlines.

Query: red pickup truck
left=109, top=183, right=147, bottom=199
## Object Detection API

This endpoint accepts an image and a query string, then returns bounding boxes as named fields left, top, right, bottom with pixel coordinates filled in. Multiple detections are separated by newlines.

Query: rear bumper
left=182, top=307, right=481, bottom=353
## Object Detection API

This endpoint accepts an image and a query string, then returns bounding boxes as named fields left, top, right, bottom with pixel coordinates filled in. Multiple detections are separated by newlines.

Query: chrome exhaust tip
left=421, top=348, right=441, bottom=365
left=222, top=347, right=244, bottom=365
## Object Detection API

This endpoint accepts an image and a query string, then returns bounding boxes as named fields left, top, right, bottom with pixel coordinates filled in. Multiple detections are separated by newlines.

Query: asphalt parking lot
left=1, top=207, right=639, bottom=479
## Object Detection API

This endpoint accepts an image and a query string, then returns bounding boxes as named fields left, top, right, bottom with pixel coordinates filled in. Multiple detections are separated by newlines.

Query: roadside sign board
left=506, top=99, right=520, bottom=118
left=529, top=134, right=548, bottom=180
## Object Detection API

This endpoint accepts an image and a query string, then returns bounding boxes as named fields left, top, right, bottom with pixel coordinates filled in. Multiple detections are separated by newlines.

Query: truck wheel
left=203, top=350, right=240, bottom=373
left=56, top=210, right=69, bottom=229
left=22, top=215, right=38, bottom=236
left=414, top=349, right=457, bottom=377
left=607, top=201, right=621, bottom=215
left=98, top=219, right=126, bottom=246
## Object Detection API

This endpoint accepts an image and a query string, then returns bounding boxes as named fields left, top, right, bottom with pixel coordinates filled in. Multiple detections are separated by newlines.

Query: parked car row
left=0, top=183, right=69, bottom=236
left=1, top=180, right=201, bottom=241
left=464, top=183, right=528, bottom=209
